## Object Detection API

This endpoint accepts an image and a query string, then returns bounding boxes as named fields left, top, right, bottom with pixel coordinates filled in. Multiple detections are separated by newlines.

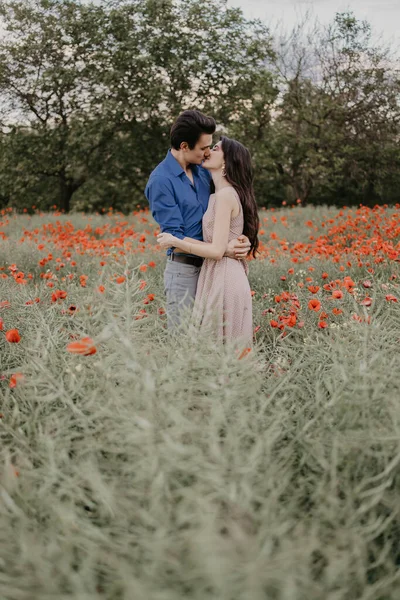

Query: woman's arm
left=158, top=189, right=237, bottom=261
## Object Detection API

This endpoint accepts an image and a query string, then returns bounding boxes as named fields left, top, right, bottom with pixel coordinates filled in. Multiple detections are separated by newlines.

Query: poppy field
left=1, top=204, right=400, bottom=599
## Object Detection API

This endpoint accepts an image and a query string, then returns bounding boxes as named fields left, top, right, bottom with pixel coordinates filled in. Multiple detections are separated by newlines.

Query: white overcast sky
left=227, top=0, right=400, bottom=45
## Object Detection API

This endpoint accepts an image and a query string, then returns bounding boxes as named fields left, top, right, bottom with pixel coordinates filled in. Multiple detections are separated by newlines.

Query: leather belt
left=168, top=253, right=203, bottom=268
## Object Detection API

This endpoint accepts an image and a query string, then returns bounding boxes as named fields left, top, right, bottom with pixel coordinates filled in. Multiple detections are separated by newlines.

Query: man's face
left=182, top=133, right=213, bottom=165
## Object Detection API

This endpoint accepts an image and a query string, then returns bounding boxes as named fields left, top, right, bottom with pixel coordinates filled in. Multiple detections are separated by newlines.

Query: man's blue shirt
left=145, top=150, right=211, bottom=255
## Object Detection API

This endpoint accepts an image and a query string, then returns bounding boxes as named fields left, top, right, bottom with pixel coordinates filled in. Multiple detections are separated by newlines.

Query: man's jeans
left=164, top=259, right=201, bottom=329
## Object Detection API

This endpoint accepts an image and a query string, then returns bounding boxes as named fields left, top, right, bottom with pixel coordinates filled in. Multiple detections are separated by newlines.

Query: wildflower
left=318, top=321, right=328, bottom=329
left=97, top=285, right=105, bottom=293
left=308, top=299, right=321, bottom=312
left=332, top=308, right=343, bottom=315
left=5, top=329, right=21, bottom=343
left=66, top=337, right=97, bottom=356
left=148, top=261, right=156, bottom=268
left=139, top=265, right=147, bottom=273
left=239, top=347, right=251, bottom=360
left=135, top=309, right=148, bottom=320
left=9, top=373, right=24, bottom=388
left=360, top=297, right=372, bottom=306
left=307, top=286, right=320, bottom=294
left=332, top=290, right=343, bottom=299
left=385, top=294, right=398, bottom=302
left=51, top=290, right=67, bottom=302
left=362, top=280, right=372, bottom=288
left=115, top=276, right=126, bottom=284
left=270, top=320, right=279, bottom=328
left=343, top=277, right=355, bottom=291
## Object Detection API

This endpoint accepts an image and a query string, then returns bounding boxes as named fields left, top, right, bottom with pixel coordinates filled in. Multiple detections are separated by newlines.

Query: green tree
left=269, top=12, right=400, bottom=206
left=0, top=0, right=274, bottom=212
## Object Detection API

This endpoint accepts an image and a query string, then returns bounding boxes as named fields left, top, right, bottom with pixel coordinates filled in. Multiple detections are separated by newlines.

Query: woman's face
left=202, top=142, right=224, bottom=171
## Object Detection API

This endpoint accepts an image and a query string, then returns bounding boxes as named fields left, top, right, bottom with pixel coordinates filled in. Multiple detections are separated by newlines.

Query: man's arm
left=145, top=176, right=185, bottom=240
left=169, top=190, right=236, bottom=260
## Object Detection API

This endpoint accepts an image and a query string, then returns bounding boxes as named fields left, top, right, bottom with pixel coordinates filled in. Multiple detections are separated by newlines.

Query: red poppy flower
left=51, top=290, right=67, bottom=302
left=385, top=294, right=398, bottom=302
left=308, top=286, right=320, bottom=294
left=66, top=337, right=97, bottom=356
left=332, top=308, right=343, bottom=315
left=318, top=321, right=328, bottom=329
left=239, top=347, right=251, bottom=360
left=308, top=299, right=321, bottom=312
left=115, top=276, right=126, bottom=284
left=66, top=305, right=77, bottom=315
left=9, top=373, right=24, bottom=388
left=5, top=329, right=21, bottom=343
left=332, top=290, right=343, bottom=299
left=360, top=297, right=372, bottom=306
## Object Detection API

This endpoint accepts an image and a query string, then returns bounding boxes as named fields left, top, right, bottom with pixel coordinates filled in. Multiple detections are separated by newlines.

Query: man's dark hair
left=170, top=110, right=216, bottom=150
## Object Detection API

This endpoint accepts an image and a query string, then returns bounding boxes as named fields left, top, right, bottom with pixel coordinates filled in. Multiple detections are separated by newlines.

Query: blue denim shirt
left=145, top=150, right=211, bottom=256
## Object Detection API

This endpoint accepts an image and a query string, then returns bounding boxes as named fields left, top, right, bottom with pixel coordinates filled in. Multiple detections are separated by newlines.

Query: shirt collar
left=165, top=150, right=199, bottom=178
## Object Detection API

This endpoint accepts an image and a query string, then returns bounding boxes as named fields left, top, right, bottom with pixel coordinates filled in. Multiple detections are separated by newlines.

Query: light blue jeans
left=163, top=259, right=202, bottom=329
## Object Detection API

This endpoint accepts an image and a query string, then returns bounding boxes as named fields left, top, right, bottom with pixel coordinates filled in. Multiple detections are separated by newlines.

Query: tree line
left=0, top=0, right=399, bottom=212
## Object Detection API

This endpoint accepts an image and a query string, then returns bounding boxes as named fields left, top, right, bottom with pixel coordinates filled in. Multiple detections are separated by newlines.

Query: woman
left=157, top=136, right=259, bottom=347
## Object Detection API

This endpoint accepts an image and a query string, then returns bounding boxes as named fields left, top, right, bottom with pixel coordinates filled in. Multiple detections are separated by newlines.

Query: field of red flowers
left=1, top=204, right=400, bottom=599
left=0, top=204, right=399, bottom=366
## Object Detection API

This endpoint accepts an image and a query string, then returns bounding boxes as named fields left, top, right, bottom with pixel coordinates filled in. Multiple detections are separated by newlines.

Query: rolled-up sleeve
left=145, top=177, right=185, bottom=240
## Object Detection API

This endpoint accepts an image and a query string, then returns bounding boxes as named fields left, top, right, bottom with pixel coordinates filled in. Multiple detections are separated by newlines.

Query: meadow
left=0, top=203, right=400, bottom=600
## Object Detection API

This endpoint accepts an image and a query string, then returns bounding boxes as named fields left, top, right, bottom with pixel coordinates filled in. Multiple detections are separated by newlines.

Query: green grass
left=0, top=207, right=400, bottom=599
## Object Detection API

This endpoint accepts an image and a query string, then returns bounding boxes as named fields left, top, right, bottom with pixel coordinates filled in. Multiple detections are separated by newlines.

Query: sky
left=227, top=0, right=400, bottom=46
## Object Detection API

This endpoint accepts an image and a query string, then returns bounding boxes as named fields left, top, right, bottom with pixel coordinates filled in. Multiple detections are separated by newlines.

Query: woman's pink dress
left=194, top=190, right=253, bottom=346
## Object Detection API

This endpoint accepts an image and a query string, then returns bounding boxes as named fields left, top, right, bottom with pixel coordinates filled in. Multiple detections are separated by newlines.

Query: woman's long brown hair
left=214, top=136, right=259, bottom=258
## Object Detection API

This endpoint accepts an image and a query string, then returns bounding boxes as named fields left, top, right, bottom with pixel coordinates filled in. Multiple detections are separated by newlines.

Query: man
left=145, top=109, right=251, bottom=328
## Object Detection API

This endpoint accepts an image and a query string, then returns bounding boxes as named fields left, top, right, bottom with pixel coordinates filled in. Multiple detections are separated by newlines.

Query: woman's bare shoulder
left=215, top=187, right=237, bottom=206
